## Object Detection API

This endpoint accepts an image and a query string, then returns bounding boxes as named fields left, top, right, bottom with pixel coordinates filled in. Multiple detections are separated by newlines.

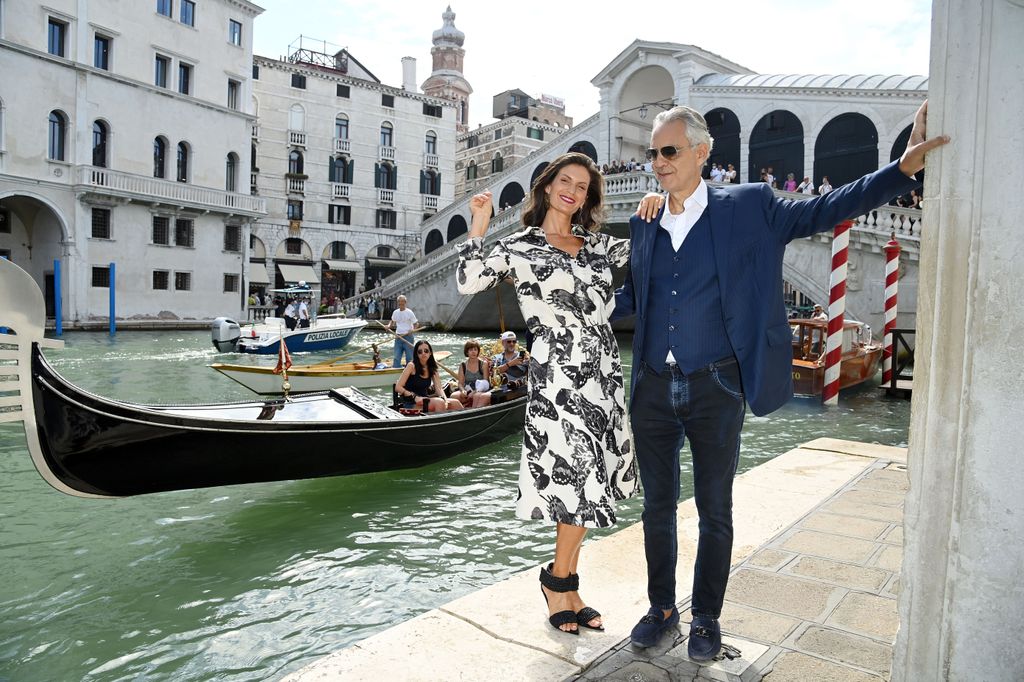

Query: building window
left=466, top=135, right=478, bottom=149
left=422, top=103, right=442, bottom=118
left=381, top=93, right=394, bottom=108
left=420, top=170, right=440, bottom=196
left=375, top=209, right=396, bottom=229
left=48, top=110, right=66, bottom=161
left=47, top=18, right=66, bottom=57
left=335, top=115, right=349, bottom=140
left=152, top=216, right=170, bottom=244
left=466, top=161, right=477, bottom=181
left=180, top=0, right=195, bottom=26
left=92, top=121, right=108, bottom=168
left=155, top=55, right=170, bottom=87
left=94, top=34, right=111, bottom=70
left=291, top=73, right=306, bottom=89
left=176, top=142, right=189, bottom=182
left=157, top=0, right=172, bottom=17
left=252, top=63, right=259, bottom=79
left=286, top=200, right=303, bottom=220
left=225, top=153, right=238, bottom=192
left=329, top=156, right=352, bottom=183
left=491, top=153, right=503, bottom=173
left=328, top=204, right=351, bottom=225
left=174, top=218, right=194, bottom=247
left=337, top=84, right=349, bottom=98
left=494, top=128, right=503, bottom=141
left=91, top=208, right=111, bottom=239
left=288, top=150, right=304, bottom=175
left=178, top=62, right=192, bottom=95
left=425, top=131, right=437, bottom=154
left=153, top=137, right=167, bottom=178
left=223, top=224, right=241, bottom=251
left=527, top=127, right=544, bottom=140
left=152, top=270, right=169, bottom=290
left=285, top=238, right=302, bottom=255
left=380, top=122, right=393, bottom=147
left=375, top=162, right=396, bottom=189
left=227, top=79, right=240, bottom=109
left=91, top=266, right=110, bottom=288
left=228, top=19, right=242, bottom=46
left=224, top=273, right=239, bottom=293
left=174, top=271, right=191, bottom=291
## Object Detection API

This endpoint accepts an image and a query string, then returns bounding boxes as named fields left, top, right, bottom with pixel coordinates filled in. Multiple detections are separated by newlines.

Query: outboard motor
left=211, top=317, right=241, bottom=353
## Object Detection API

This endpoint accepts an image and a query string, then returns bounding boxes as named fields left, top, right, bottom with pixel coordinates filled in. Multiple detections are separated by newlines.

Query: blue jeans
left=630, top=357, right=745, bottom=617
left=393, top=334, right=414, bottom=368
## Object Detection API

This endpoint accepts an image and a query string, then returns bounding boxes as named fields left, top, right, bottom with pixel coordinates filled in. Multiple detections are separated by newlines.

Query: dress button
left=671, top=290, right=677, bottom=295
left=673, top=273, right=679, bottom=278
left=669, top=325, right=676, bottom=331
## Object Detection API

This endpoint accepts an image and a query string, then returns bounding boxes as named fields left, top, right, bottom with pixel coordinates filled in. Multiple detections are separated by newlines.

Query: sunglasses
left=645, top=143, right=698, bottom=161
left=416, top=348, right=432, bottom=354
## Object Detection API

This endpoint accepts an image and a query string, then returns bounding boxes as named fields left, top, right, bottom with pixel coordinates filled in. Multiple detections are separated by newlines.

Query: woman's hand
left=635, top=192, right=665, bottom=223
left=469, top=191, right=493, bottom=238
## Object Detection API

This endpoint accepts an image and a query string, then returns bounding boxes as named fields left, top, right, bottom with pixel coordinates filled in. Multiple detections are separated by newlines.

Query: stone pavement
left=572, top=457, right=907, bottom=682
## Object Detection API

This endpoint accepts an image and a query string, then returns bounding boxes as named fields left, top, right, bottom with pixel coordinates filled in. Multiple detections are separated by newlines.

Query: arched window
left=330, top=155, right=352, bottom=184
left=335, top=114, right=349, bottom=140
left=425, top=131, right=437, bottom=154
left=288, top=150, right=304, bottom=175
left=48, top=110, right=67, bottom=161
left=154, top=137, right=168, bottom=178
left=225, top=152, right=239, bottom=192
left=176, top=141, right=189, bottom=182
left=375, top=162, right=395, bottom=189
left=380, top=121, right=393, bottom=147
left=288, top=104, right=305, bottom=131
left=466, top=160, right=477, bottom=181
left=491, top=152, right=503, bottom=174
left=92, top=121, right=109, bottom=168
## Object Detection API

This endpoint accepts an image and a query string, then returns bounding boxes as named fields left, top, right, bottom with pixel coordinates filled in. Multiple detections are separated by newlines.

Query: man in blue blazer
left=612, top=102, right=947, bottom=659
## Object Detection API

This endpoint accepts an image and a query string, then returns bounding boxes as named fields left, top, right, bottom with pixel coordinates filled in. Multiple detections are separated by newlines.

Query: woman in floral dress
left=456, top=152, right=637, bottom=634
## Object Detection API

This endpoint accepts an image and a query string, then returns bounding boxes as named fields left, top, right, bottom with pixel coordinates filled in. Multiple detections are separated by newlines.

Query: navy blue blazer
left=611, top=160, right=919, bottom=416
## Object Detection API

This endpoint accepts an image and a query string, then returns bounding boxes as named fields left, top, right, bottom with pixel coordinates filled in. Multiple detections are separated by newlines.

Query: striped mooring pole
left=882, top=234, right=902, bottom=386
left=822, top=220, right=853, bottom=405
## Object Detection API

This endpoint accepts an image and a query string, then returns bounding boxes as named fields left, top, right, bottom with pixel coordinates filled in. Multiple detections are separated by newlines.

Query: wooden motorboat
left=790, top=318, right=882, bottom=397
left=0, top=258, right=526, bottom=499
left=209, top=351, right=452, bottom=394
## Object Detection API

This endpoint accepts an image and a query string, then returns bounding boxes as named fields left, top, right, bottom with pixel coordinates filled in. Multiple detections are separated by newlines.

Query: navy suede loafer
left=687, top=614, right=722, bottom=661
left=630, top=606, right=680, bottom=648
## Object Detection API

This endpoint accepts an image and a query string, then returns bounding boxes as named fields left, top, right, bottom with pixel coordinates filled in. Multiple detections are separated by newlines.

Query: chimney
left=401, top=57, right=417, bottom=92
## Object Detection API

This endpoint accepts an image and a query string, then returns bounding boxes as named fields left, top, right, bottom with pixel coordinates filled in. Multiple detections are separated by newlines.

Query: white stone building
left=0, top=0, right=264, bottom=324
left=250, top=38, right=457, bottom=301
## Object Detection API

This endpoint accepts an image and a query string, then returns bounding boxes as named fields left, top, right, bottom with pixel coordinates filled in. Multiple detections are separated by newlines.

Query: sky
left=251, top=0, right=932, bottom=130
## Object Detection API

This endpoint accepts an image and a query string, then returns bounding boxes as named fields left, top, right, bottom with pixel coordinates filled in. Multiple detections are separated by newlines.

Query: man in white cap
left=492, top=331, right=528, bottom=388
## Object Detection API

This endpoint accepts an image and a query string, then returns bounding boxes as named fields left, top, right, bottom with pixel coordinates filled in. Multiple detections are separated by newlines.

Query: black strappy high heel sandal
left=539, top=564, right=578, bottom=635
left=569, top=573, right=604, bottom=631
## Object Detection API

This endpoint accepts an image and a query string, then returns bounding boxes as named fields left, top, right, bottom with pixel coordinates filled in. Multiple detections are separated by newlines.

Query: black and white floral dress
left=456, top=226, right=638, bottom=528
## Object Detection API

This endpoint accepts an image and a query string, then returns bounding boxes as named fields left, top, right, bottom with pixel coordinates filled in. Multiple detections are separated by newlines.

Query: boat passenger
left=395, top=340, right=462, bottom=413
left=298, top=298, right=311, bottom=329
left=451, top=339, right=492, bottom=409
left=491, top=331, right=529, bottom=391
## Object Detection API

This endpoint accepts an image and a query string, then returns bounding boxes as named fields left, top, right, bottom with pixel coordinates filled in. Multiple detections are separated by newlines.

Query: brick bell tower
left=420, top=6, right=473, bottom=134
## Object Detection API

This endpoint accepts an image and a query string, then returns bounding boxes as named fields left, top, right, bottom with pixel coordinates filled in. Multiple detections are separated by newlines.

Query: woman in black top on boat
left=395, top=340, right=463, bottom=412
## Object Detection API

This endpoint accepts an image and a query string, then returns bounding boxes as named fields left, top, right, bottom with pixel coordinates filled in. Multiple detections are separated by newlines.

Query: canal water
left=0, top=330, right=910, bottom=681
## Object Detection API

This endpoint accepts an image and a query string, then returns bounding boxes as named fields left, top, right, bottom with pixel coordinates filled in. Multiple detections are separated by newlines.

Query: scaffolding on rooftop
left=287, top=35, right=348, bottom=74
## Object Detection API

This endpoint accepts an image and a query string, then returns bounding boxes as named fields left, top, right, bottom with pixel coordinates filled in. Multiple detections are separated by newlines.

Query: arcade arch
left=748, top=110, right=804, bottom=185
left=705, top=108, right=740, bottom=179
left=814, top=113, right=878, bottom=188
left=424, top=229, right=444, bottom=254
left=447, top=214, right=468, bottom=241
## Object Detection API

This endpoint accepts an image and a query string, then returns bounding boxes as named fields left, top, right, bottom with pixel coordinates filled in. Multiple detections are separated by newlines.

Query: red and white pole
left=822, top=220, right=853, bottom=405
left=882, top=234, right=902, bottom=386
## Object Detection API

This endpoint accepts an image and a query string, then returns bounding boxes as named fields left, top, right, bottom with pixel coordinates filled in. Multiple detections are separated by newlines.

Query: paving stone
left=726, top=569, right=842, bottom=621
left=746, top=548, right=796, bottom=570
left=826, top=592, right=899, bottom=641
left=795, top=625, right=893, bottom=675
left=883, top=525, right=903, bottom=545
left=780, top=530, right=879, bottom=564
left=838, top=488, right=906, bottom=508
left=719, top=602, right=801, bottom=644
left=599, top=660, right=672, bottom=682
left=800, top=513, right=890, bottom=541
left=578, top=648, right=642, bottom=681
left=763, top=651, right=883, bottom=681
left=788, top=556, right=890, bottom=592
left=822, top=499, right=904, bottom=524
left=874, top=545, right=902, bottom=572
left=886, top=576, right=901, bottom=596
left=857, top=469, right=909, bottom=494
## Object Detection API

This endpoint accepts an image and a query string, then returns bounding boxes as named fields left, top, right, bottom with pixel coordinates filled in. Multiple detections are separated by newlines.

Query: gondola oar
left=373, top=321, right=460, bottom=382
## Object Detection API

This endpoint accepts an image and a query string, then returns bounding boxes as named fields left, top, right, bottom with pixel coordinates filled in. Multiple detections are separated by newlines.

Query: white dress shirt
left=659, top=180, right=708, bottom=252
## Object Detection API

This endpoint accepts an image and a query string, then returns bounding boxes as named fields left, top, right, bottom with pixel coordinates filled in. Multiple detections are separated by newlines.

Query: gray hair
left=653, top=106, right=714, bottom=154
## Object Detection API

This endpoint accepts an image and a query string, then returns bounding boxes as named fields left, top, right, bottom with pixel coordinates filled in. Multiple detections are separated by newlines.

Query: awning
left=248, top=262, right=270, bottom=284
left=324, top=259, right=361, bottom=272
left=364, top=257, right=405, bottom=270
left=276, top=263, right=320, bottom=284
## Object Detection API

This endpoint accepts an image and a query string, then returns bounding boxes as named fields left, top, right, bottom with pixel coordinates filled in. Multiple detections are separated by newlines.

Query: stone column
left=893, top=1, right=1024, bottom=680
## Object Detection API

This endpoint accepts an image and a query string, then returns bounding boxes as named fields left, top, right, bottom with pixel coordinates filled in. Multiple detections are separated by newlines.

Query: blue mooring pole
left=54, top=259, right=63, bottom=336
left=109, top=262, right=116, bottom=336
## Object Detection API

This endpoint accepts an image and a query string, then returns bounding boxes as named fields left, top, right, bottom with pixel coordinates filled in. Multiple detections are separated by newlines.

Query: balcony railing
left=334, top=138, right=351, bottom=154
left=332, top=182, right=351, bottom=199
left=424, top=153, right=439, bottom=168
left=250, top=172, right=258, bottom=195
left=423, top=195, right=438, bottom=211
left=379, top=145, right=396, bottom=161
left=76, top=166, right=265, bottom=216
left=287, top=177, right=305, bottom=194
left=378, top=188, right=394, bottom=204
left=289, top=130, right=307, bottom=147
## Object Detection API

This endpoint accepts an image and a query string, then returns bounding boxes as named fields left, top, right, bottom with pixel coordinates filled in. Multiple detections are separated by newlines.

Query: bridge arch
left=814, top=112, right=879, bottom=188
left=498, top=182, right=525, bottom=209
left=447, top=214, right=468, bottom=241
left=424, top=229, right=444, bottom=254
left=890, top=124, right=913, bottom=162
left=530, top=162, right=549, bottom=189
left=748, top=109, right=804, bottom=185
left=567, top=140, right=598, bottom=163
left=705, top=108, right=741, bottom=178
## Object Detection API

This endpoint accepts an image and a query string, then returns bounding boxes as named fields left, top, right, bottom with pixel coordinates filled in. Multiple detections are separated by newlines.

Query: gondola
left=0, top=258, right=526, bottom=499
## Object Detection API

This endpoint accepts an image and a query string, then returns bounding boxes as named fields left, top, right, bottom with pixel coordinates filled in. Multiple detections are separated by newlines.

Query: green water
left=0, top=330, right=910, bottom=680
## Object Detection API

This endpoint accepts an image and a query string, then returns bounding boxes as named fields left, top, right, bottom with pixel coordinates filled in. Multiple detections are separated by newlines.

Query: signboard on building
left=540, top=93, right=565, bottom=110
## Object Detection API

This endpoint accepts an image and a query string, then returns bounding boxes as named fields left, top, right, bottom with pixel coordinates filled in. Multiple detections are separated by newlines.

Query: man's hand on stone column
left=899, top=100, right=951, bottom=178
